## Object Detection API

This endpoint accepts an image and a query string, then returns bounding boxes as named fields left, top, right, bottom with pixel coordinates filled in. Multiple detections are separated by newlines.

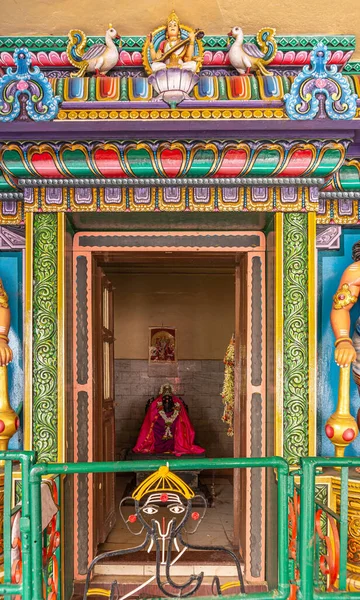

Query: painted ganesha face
left=137, top=492, right=188, bottom=532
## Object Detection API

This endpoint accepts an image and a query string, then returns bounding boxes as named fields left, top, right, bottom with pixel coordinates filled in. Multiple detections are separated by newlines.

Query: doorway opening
left=100, top=253, right=236, bottom=561
left=72, top=229, right=267, bottom=589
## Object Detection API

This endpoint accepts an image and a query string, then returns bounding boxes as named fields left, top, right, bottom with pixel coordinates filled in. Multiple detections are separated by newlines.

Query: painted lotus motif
left=149, top=67, right=199, bottom=108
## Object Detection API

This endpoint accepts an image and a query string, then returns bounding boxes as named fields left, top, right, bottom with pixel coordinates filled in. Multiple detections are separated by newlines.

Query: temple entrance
left=72, top=230, right=267, bottom=588
left=99, top=253, right=236, bottom=559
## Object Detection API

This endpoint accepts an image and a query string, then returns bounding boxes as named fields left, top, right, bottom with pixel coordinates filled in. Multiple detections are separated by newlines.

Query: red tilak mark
left=160, top=493, right=168, bottom=503
left=162, top=516, right=166, bottom=535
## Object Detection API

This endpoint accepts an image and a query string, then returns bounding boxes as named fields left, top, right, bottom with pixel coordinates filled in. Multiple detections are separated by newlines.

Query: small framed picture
left=149, top=327, right=177, bottom=363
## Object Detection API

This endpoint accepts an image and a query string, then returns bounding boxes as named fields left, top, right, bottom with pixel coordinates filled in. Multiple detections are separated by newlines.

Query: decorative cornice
left=18, top=177, right=325, bottom=187
left=20, top=184, right=319, bottom=214
left=343, top=62, right=360, bottom=75
left=0, top=33, right=355, bottom=57
left=0, top=192, right=23, bottom=200
left=319, top=191, right=360, bottom=198
left=56, top=106, right=288, bottom=121
left=0, top=139, right=348, bottom=185
left=323, top=157, right=360, bottom=191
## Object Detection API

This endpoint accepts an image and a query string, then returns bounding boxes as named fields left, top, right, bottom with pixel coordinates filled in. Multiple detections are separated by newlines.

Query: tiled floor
left=98, top=474, right=234, bottom=554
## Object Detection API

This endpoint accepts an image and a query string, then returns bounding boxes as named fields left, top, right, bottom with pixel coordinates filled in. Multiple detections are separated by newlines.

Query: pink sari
left=133, top=396, right=205, bottom=457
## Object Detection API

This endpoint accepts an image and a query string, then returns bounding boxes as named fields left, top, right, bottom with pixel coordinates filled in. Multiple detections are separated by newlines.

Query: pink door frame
left=72, top=230, right=266, bottom=585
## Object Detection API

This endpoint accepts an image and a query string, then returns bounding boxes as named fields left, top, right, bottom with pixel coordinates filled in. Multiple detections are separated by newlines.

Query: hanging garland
left=221, top=334, right=235, bottom=437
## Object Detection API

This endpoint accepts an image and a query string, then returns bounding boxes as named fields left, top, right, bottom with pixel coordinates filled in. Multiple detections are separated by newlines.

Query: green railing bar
left=21, top=452, right=34, bottom=600
left=277, top=463, right=291, bottom=600
left=299, top=459, right=316, bottom=600
left=315, top=594, right=360, bottom=599
left=0, top=583, right=22, bottom=594
left=339, top=467, right=349, bottom=590
left=29, top=456, right=288, bottom=476
left=3, top=458, right=12, bottom=597
left=303, top=457, right=360, bottom=468
left=29, top=456, right=290, bottom=600
left=0, top=451, right=35, bottom=600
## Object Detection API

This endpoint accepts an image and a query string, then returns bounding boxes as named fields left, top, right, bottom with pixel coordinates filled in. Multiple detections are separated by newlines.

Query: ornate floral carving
left=33, top=213, right=58, bottom=462
left=0, top=48, right=60, bottom=122
left=283, top=213, right=309, bottom=463
left=284, top=43, right=358, bottom=120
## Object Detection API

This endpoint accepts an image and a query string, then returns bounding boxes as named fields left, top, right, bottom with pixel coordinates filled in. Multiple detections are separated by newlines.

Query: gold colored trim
left=308, top=212, right=317, bottom=456
left=56, top=107, right=287, bottom=121
left=24, top=213, right=33, bottom=451
left=275, top=213, right=284, bottom=456
left=57, top=213, right=66, bottom=463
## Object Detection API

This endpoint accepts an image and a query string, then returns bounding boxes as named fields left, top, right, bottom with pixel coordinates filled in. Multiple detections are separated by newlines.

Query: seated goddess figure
left=133, top=384, right=205, bottom=456
left=146, top=11, right=200, bottom=73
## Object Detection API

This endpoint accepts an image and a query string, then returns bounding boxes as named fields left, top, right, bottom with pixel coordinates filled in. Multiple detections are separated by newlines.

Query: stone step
left=72, top=574, right=266, bottom=599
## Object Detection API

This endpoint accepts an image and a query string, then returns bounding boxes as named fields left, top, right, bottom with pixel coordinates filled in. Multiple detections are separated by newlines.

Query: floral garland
left=221, top=334, right=235, bottom=436
left=158, top=401, right=180, bottom=440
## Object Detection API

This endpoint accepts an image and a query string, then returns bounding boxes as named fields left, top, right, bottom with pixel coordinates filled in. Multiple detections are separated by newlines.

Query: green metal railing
left=1, top=454, right=290, bottom=600
left=29, top=456, right=290, bottom=600
left=299, top=457, right=360, bottom=600
left=0, top=450, right=35, bottom=600
left=2, top=452, right=360, bottom=599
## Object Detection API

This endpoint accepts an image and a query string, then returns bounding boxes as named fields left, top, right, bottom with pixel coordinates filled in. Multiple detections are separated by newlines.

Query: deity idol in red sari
left=133, top=384, right=205, bottom=457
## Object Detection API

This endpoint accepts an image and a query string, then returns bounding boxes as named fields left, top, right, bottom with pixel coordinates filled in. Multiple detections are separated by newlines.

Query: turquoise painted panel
left=0, top=252, right=23, bottom=449
left=318, top=230, right=360, bottom=456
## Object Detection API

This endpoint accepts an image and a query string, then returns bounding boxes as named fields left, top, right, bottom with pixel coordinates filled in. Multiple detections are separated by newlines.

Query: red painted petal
left=94, top=148, right=127, bottom=178
left=277, top=149, right=314, bottom=178
left=216, top=148, right=247, bottom=177
left=160, top=149, right=183, bottom=178
left=32, top=152, right=65, bottom=178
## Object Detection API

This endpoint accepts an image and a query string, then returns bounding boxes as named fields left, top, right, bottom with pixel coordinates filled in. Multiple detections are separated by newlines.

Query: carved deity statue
left=133, top=383, right=205, bottom=456
left=143, top=11, right=204, bottom=75
left=0, top=279, right=12, bottom=367
left=330, top=241, right=360, bottom=388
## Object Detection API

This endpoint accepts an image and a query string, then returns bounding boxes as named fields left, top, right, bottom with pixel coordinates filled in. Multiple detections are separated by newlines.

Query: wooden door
left=93, top=262, right=116, bottom=547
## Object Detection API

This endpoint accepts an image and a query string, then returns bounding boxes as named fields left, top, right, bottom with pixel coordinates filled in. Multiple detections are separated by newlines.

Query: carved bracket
left=284, top=43, right=358, bottom=120
left=0, top=47, right=60, bottom=122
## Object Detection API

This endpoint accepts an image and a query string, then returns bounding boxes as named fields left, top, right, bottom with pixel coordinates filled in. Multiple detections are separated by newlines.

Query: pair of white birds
left=73, top=25, right=269, bottom=77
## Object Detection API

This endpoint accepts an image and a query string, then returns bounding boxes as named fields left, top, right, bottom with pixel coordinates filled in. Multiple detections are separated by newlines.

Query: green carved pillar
left=275, top=212, right=316, bottom=464
left=25, top=212, right=65, bottom=462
